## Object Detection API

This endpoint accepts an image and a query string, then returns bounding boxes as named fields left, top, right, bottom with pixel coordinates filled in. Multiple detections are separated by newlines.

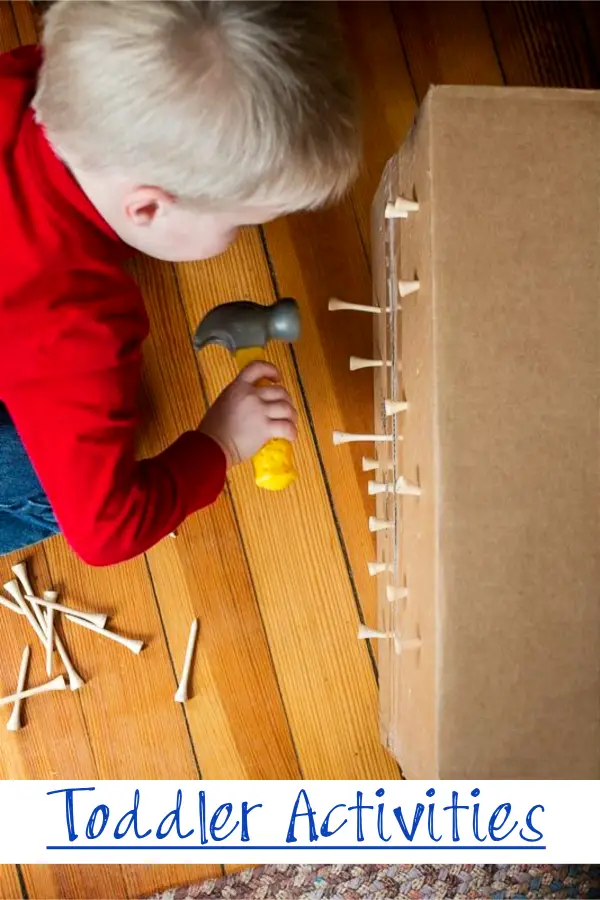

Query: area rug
left=151, top=864, right=600, bottom=899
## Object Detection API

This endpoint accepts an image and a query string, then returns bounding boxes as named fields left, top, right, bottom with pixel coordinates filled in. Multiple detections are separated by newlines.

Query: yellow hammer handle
left=234, top=346, right=297, bottom=492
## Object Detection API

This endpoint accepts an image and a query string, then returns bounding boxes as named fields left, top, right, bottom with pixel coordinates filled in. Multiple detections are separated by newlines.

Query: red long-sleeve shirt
left=0, top=46, right=226, bottom=566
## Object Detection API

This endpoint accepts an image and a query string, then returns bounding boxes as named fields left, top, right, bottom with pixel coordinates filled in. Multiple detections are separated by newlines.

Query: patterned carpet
left=151, top=865, right=600, bottom=899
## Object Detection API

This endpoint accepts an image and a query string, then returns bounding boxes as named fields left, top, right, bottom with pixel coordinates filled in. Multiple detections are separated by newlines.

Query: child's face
left=119, top=187, right=284, bottom=262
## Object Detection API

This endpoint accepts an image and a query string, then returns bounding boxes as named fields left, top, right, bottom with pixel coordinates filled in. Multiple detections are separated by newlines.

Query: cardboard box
left=370, top=86, right=600, bottom=778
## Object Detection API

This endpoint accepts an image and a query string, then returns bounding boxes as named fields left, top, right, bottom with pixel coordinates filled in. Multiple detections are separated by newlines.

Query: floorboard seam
left=15, top=865, right=28, bottom=900
left=390, top=3, right=420, bottom=104
left=142, top=553, right=204, bottom=781
left=40, top=544, right=102, bottom=776
left=481, top=2, right=509, bottom=85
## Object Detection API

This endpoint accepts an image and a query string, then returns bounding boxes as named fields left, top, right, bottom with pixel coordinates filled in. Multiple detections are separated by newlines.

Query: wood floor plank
left=391, top=0, right=503, bottom=100
left=11, top=0, right=39, bottom=43
left=18, top=864, right=221, bottom=900
left=485, top=0, right=600, bottom=88
left=132, top=255, right=301, bottom=781
left=0, top=866, right=22, bottom=900
left=339, top=1, right=416, bottom=244
left=0, top=0, right=18, bottom=50
left=22, top=867, right=133, bottom=900
left=175, top=232, right=398, bottom=780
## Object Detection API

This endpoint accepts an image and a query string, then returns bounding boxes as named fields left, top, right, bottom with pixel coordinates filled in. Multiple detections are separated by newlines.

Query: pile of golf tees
left=0, top=559, right=198, bottom=730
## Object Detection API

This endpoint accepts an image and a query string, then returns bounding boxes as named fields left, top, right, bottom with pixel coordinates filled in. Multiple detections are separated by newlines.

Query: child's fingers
left=256, top=384, right=290, bottom=403
left=264, top=400, right=298, bottom=424
left=268, top=419, right=298, bottom=442
left=239, top=361, right=281, bottom=384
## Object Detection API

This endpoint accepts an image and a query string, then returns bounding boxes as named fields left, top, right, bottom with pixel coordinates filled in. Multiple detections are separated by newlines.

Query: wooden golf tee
left=45, top=607, right=54, bottom=677
left=0, top=595, right=22, bottom=616
left=65, top=616, right=144, bottom=654
left=25, top=594, right=107, bottom=629
left=0, top=675, right=66, bottom=707
left=25, top=592, right=84, bottom=691
left=235, top=345, right=297, bottom=491
left=53, top=630, right=84, bottom=691
left=175, top=618, right=198, bottom=703
left=6, top=645, right=30, bottom=732
left=3, top=580, right=46, bottom=649
left=12, top=561, right=34, bottom=598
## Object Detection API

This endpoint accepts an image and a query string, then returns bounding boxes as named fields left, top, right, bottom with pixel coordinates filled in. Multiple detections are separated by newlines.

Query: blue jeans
left=0, top=404, right=59, bottom=556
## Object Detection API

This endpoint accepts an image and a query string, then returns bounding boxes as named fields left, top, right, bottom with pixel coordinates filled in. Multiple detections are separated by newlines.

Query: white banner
left=0, top=780, right=596, bottom=863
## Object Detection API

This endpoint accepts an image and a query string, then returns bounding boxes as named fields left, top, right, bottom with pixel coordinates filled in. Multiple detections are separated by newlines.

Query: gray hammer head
left=193, top=297, right=301, bottom=353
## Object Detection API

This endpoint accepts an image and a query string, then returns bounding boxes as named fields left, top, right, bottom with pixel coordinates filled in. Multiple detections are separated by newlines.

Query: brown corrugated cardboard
left=370, top=86, right=600, bottom=778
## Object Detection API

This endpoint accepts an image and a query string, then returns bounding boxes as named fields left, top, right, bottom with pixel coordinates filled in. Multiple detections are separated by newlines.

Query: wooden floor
left=0, top=1, right=598, bottom=897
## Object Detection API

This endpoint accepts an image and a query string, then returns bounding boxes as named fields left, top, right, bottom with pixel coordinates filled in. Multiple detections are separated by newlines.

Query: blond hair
left=34, top=0, right=360, bottom=210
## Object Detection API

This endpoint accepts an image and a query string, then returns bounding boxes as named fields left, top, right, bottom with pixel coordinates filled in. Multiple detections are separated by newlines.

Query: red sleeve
left=5, top=269, right=226, bottom=567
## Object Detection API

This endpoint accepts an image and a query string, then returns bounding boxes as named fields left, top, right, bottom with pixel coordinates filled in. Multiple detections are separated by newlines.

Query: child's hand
left=199, top=361, right=298, bottom=468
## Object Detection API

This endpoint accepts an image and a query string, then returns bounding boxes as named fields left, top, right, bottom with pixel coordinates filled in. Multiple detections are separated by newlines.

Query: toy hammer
left=193, top=298, right=301, bottom=491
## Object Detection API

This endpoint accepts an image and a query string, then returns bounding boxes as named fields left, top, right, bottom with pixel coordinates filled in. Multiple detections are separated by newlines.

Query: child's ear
left=125, top=186, right=174, bottom=226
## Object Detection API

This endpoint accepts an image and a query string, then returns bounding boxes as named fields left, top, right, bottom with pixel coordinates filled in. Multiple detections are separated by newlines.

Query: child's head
left=34, top=0, right=360, bottom=261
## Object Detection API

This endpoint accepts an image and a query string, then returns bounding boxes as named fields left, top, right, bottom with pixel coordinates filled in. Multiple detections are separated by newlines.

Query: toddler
left=0, top=1, right=359, bottom=565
